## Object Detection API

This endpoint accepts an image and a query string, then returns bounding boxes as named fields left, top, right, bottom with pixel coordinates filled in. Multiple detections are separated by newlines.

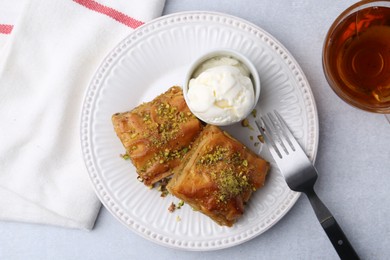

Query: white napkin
left=0, top=0, right=166, bottom=230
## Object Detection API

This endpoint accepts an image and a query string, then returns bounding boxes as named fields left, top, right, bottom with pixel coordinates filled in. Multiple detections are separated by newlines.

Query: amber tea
left=323, top=4, right=390, bottom=113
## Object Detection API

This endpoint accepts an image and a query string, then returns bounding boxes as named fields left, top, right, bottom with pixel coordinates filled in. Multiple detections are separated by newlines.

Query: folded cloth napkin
left=0, top=0, right=166, bottom=230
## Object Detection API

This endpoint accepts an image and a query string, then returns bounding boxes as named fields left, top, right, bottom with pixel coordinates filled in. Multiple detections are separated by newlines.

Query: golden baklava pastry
left=112, top=86, right=203, bottom=186
left=167, top=125, right=270, bottom=227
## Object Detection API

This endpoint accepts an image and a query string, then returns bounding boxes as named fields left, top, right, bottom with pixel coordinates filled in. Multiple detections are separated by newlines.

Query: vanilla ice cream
left=186, top=56, right=255, bottom=125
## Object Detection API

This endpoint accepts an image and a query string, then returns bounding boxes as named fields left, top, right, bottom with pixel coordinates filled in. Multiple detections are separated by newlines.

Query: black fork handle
left=305, top=189, right=360, bottom=260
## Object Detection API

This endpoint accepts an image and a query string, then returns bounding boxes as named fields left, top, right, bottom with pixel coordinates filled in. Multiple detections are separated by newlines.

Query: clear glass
left=322, top=0, right=390, bottom=122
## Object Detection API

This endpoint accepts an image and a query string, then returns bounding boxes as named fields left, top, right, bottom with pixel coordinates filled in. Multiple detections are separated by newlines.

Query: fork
left=256, top=110, right=359, bottom=260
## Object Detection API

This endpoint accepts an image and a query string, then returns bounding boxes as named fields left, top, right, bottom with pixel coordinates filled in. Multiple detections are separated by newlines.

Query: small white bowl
left=183, top=49, right=260, bottom=126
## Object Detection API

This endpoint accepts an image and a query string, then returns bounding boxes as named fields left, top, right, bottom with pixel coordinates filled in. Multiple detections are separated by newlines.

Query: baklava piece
left=167, top=125, right=269, bottom=227
left=112, top=86, right=203, bottom=186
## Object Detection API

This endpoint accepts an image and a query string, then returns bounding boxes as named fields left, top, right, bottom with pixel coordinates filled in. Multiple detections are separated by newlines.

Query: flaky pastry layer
left=167, top=125, right=269, bottom=227
left=112, top=86, right=203, bottom=186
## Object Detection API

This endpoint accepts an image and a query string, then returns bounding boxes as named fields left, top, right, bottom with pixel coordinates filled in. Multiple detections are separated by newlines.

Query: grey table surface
left=2, top=0, right=390, bottom=259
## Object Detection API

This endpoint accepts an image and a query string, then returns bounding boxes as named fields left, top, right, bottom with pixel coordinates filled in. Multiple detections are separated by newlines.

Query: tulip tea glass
left=323, top=0, right=390, bottom=121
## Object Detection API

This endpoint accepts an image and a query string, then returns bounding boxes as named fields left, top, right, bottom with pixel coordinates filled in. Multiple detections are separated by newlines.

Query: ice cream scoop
left=183, top=49, right=260, bottom=126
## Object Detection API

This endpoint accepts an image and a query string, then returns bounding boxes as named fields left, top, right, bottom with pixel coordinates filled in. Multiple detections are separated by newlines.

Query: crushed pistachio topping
left=214, top=168, right=251, bottom=203
left=135, top=99, right=194, bottom=149
left=199, top=146, right=228, bottom=165
left=158, top=148, right=188, bottom=163
left=199, top=146, right=254, bottom=203
left=228, top=152, right=244, bottom=165
left=241, top=118, right=254, bottom=130
left=241, top=118, right=249, bottom=127
left=156, top=177, right=170, bottom=197
left=177, top=200, right=185, bottom=209
left=120, top=153, right=130, bottom=160
left=141, top=111, right=152, bottom=123
left=242, top=159, right=248, bottom=167
left=130, top=132, right=139, bottom=139
left=139, top=147, right=190, bottom=173
left=251, top=109, right=257, bottom=118
left=168, top=200, right=185, bottom=212
left=133, top=98, right=195, bottom=173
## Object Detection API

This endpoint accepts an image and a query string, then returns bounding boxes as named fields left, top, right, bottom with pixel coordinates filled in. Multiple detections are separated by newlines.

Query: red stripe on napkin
left=0, top=24, right=13, bottom=34
left=73, top=0, right=144, bottom=29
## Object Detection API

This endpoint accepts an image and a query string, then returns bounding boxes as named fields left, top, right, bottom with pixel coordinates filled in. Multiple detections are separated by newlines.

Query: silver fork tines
left=256, top=111, right=297, bottom=159
left=255, top=110, right=314, bottom=191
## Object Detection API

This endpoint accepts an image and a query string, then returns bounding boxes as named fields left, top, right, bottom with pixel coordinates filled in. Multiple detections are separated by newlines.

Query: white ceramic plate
left=80, top=11, right=319, bottom=251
